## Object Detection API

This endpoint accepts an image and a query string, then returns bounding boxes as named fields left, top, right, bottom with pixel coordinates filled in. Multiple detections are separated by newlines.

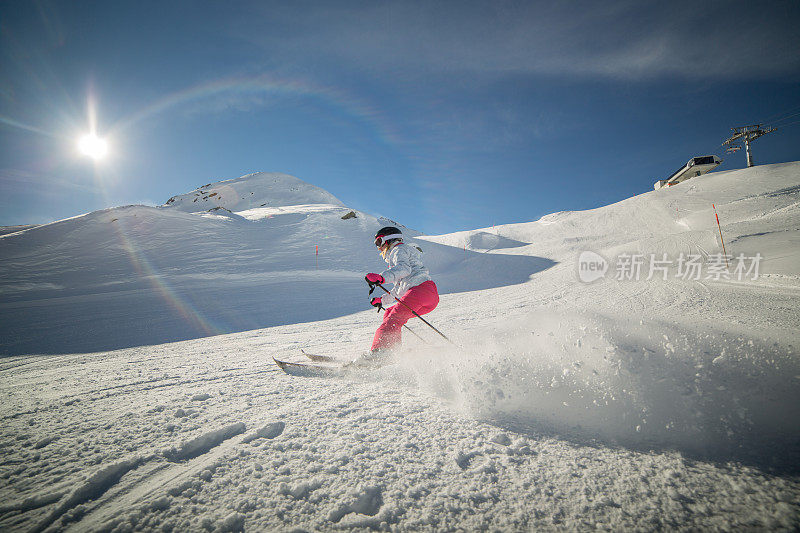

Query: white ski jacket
left=379, top=241, right=432, bottom=303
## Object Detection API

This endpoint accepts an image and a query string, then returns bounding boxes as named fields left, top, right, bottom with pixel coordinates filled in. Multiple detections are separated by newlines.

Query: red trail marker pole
left=712, top=204, right=729, bottom=269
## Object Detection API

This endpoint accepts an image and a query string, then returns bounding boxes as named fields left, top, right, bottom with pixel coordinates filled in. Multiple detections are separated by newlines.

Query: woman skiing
left=365, top=226, right=439, bottom=355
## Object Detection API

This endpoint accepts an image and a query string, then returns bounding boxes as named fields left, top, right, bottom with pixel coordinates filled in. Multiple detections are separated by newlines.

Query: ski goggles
left=374, top=233, right=402, bottom=247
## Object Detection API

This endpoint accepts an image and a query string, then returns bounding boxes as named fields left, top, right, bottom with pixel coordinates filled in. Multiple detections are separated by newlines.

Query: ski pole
left=373, top=300, right=427, bottom=343
left=399, top=319, right=426, bottom=342
left=368, top=280, right=453, bottom=343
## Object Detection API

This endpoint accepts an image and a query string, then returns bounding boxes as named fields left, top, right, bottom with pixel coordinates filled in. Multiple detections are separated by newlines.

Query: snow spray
left=403, top=310, right=800, bottom=468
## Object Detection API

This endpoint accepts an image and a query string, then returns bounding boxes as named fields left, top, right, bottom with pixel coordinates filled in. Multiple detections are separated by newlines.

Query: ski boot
left=344, top=348, right=394, bottom=369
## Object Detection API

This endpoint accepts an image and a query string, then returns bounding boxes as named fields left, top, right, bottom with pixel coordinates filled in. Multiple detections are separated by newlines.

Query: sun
left=78, top=134, right=108, bottom=159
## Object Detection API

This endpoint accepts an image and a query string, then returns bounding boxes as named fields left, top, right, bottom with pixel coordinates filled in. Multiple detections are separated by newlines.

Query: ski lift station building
left=654, top=155, right=722, bottom=190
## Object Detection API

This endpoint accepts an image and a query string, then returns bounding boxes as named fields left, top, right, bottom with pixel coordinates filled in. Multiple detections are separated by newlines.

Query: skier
left=365, top=226, right=439, bottom=355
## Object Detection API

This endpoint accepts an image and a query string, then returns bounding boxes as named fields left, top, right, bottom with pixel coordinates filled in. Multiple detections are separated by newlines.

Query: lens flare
left=78, top=134, right=108, bottom=159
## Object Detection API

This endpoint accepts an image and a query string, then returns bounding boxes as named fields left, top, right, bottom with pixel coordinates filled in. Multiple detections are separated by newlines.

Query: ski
left=274, top=350, right=395, bottom=377
left=301, top=349, right=338, bottom=363
left=273, top=357, right=344, bottom=378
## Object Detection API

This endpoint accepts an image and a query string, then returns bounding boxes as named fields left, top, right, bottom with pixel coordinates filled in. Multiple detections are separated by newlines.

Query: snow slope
left=0, top=172, right=551, bottom=355
left=425, top=162, right=800, bottom=277
left=1, top=164, right=799, bottom=531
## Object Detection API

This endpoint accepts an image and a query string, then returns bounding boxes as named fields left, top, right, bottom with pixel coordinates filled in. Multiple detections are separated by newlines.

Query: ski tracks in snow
left=0, top=345, right=292, bottom=532
left=64, top=425, right=245, bottom=532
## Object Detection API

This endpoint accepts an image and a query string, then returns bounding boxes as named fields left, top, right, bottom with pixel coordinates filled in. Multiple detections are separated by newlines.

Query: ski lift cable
left=768, top=111, right=800, bottom=127
left=758, top=104, right=800, bottom=125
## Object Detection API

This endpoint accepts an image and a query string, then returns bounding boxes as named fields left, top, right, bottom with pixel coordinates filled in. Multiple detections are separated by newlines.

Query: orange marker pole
left=712, top=204, right=729, bottom=269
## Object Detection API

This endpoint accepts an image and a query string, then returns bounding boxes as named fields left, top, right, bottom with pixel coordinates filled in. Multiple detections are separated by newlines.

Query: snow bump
left=163, top=422, right=246, bottom=462
left=242, top=421, right=285, bottom=443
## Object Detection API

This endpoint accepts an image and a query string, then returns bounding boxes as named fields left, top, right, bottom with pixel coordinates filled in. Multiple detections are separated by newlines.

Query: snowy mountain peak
left=163, top=172, right=345, bottom=213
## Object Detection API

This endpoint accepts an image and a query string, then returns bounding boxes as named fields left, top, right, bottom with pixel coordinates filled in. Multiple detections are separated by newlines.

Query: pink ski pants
left=371, top=280, right=439, bottom=352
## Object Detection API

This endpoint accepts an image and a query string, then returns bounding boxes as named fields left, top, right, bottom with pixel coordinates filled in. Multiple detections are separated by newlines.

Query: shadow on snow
left=0, top=249, right=555, bottom=356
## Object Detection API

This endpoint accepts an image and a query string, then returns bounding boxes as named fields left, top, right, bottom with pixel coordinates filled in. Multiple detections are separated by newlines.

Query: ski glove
left=365, top=273, right=385, bottom=284
left=370, top=297, right=382, bottom=308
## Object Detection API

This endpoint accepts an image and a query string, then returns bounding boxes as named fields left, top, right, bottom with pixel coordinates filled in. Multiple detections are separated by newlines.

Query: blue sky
left=1, top=0, right=799, bottom=234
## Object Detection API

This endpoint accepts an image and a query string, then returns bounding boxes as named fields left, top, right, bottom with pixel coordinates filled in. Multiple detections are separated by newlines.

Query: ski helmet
left=374, top=226, right=403, bottom=247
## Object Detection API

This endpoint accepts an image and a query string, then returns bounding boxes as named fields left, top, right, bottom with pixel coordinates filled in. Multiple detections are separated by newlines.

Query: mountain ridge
left=163, top=171, right=345, bottom=213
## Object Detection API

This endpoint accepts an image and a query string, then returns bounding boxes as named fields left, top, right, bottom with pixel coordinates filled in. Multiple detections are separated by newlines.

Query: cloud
left=236, top=0, right=800, bottom=81
left=179, top=92, right=283, bottom=117
left=0, top=168, right=97, bottom=194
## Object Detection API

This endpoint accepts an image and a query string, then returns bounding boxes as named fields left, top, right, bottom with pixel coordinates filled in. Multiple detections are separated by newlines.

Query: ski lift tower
left=722, top=124, right=776, bottom=167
